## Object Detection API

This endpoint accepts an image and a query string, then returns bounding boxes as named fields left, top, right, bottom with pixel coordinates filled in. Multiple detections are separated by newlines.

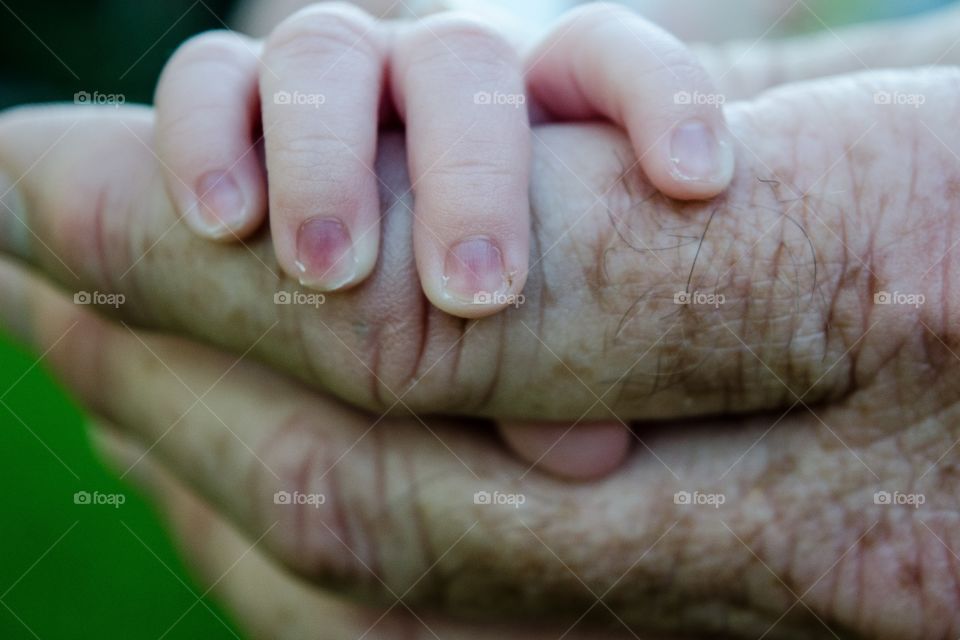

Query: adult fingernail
left=191, top=170, right=247, bottom=238
left=296, top=216, right=357, bottom=291
left=669, top=119, right=733, bottom=184
left=0, top=171, right=29, bottom=259
left=443, top=236, right=506, bottom=304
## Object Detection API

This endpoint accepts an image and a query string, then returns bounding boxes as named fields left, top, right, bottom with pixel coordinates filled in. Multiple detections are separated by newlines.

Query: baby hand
left=154, top=2, right=733, bottom=318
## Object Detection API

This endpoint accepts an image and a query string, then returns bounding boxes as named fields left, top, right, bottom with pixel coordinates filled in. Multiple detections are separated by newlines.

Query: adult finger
left=2, top=256, right=953, bottom=637
left=697, top=2, right=960, bottom=99
left=0, top=254, right=669, bottom=630
left=0, top=69, right=954, bottom=422
left=92, top=424, right=624, bottom=640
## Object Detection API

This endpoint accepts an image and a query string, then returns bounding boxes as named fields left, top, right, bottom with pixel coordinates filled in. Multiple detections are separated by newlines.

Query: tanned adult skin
left=3, top=66, right=960, bottom=637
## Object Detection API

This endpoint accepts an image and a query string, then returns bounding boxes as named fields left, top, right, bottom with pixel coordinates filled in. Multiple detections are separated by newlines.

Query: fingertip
left=154, top=30, right=265, bottom=242
left=184, top=169, right=263, bottom=241
left=647, top=118, right=736, bottom=201
left=499, top=421, right=632, bottom=481
left=291, top=214, right=379, bottom=292
left=420, top=235, right=529, bottom=319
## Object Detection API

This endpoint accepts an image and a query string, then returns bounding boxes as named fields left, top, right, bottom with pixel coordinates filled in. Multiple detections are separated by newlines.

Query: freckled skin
left=5, top=68, right=960, bottom=638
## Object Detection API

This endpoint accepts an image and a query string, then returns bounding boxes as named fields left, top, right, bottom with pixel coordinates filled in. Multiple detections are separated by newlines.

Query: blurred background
left=0, top=0, right=955, bottom=638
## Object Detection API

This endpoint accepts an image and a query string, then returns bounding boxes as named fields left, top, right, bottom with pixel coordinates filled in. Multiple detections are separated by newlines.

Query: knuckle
left=558, top=0, right=640, bottom=38
left=53, top=306, right=115, bottom=409
left=273, top=126, right=360, bottom=157
left=156, top=32, right=256, bottom=130
left=403, top=13, right=516, bottom=70
left=295, top=227, right=482, bottom=414
left=51, top=161, right=132, bottom=296
left=268, top=132, right=367, bottom=203
left=328, top=282, right=464, bottom=413
left=568, top=0, right=634, bottom=24
left=432, top=153, right=516, bottom=177
left=271, top=171, right=365, bottom=219
left=253, top=409, right=371, bottom=585
left=423, top=154, right=519, bottom=190
left=168, top=29, right=252, bottom=71
left=563, top=3, right=710, bottom=87
left=655, top=50, right=713, bottom=89
left=265, top=3, right=379, bottom=63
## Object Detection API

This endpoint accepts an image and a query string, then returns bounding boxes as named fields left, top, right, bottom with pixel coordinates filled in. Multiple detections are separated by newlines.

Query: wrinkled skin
left=2, top=66, right=960, bottom=639
left=6, top=72, right=958, bottom=424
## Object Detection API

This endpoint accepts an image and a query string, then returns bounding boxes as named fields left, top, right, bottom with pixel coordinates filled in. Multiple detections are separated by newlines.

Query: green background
left=0, top=1, right=242, bottom=637
left=0, top=0, right=952, bottom=638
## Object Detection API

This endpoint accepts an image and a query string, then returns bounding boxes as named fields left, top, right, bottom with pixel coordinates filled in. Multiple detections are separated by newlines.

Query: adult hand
left=3, top=67, right=960, bottom=637
left=0, top=69, right=955, bottom=424
left=90, top=417, right=631, bottom=640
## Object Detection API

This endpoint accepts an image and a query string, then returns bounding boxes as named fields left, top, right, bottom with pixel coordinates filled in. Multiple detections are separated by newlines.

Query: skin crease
left=1, top=72, right=952, bottom=424
left=162, top=0, right=960, bottom=481
left=4, top=67, right=960, bottom=638
left=158, top=2, right=737, bottom=320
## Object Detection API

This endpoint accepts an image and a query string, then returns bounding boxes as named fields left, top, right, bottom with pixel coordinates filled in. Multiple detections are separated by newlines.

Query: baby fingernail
left=0, top=171, right=29, bottom=259
left=669, top=119, right=733, bottom=184
left=296, top=216, right=357, bottom=291
left=191, top=170, right=247, bottom=238
left=443, top=236, right=506, bottom=304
